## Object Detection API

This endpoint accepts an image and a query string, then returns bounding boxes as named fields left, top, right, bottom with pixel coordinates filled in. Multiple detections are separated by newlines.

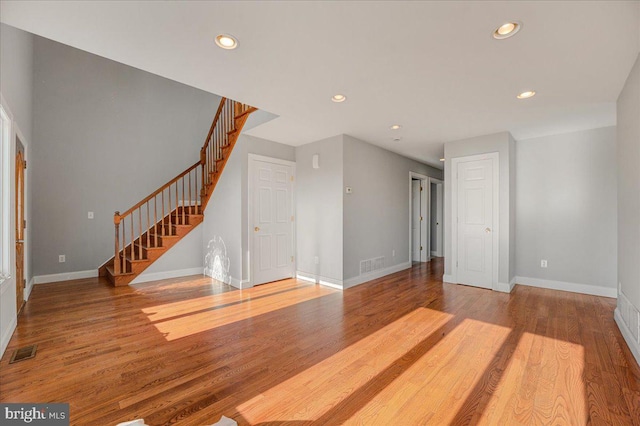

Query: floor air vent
left=9, top=344, right=37, bottom=364
left=360, top=256, right=385, bottom=275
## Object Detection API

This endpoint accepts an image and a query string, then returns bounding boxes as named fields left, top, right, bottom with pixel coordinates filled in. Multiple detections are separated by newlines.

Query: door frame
left=14, top=125, right=29, bottom=302
left=451, top=152, right=499, bottom=290
left=428, top=177, right=444, bottom=258
left=408, top=171, right=429, bottom=263
left=248, top=154, right=296, bottom=287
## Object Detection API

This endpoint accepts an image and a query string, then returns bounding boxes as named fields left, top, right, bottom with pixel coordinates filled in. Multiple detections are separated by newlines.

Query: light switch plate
left=88, top=212, right=94, bottom=219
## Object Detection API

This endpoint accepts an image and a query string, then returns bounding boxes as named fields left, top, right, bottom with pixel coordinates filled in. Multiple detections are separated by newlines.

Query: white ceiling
left=2, top=1, right=639, bottom=168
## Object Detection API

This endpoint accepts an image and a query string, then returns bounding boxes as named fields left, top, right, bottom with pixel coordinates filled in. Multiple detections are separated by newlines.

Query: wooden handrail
left=115, top=161, right=200, bottom=220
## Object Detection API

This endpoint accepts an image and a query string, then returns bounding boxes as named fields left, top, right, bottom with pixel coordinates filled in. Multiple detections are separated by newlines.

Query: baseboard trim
left=615, top=307, right=640, bottom=368
left=443, top=274, right=455, bottom=284
left=496, top=277, right=516, bottom=293
left=25, top=278, right=34, bottom=300
left=0, top=315, right=16, bottom=360
left=296, top=272, right=343, bottom=290
left=514, top=276, right=617, bottom=298
left=343, top=261, right=412, bottom=289
left=33, top=269, right=98, bottom=284
left=228, top=277, right=251, bottom=290
left=133, top=267, right=203, bottom=284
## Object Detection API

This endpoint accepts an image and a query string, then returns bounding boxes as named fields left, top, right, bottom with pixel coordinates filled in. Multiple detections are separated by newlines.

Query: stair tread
left=106, top=265, right=134, bottom=276
left=135, top=243, right=164, bottom=251
left=124, top=255, right=149, bottom=263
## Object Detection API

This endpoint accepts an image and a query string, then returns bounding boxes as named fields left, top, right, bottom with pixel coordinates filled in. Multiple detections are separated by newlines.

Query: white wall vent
left=360, top=256, right=385, bottom=275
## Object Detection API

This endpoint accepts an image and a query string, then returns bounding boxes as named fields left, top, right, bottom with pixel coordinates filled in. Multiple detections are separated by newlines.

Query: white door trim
left=428, top=178, right=444, bottom=259
left=248, top=154, right=296, bottom=287
left=409, top=171, right=429, bottom=263
left=451, top=152, right=499, bottom=290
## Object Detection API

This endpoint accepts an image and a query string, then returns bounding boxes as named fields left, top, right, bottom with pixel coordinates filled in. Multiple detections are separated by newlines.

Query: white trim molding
left=514, top=276, right=617, bottom=298
left=496, top=277, right=516, bottom=293
left=227, top=277, right=251, bottom=290
left=296, top=272, right=343, bottom=290
left=442, top=274, right=455, bottom=284
left=615, top=291, right=640, bottom=367
left=133, top=267, right=204, bottom=284
left=0, top=314, right=16, bottom=360
left=343, top=261, right=412, bottom=289
left=33, top=269, right=98, bottom=284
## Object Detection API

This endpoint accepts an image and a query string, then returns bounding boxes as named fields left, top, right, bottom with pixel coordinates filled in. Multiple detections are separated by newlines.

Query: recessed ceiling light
left=517, top=90, right=536, bottom=99
left=215, top=34, right=238, bottom=50
left=439, top=158, right=445, bottom=162
left=331, top=94, right=347, bottom=103
left=390, top=124, right=402, bottom=130
left=493, top=22, right=522, bottom=39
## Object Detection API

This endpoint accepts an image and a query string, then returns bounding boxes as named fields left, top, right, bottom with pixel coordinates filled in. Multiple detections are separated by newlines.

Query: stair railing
left=112, top=97, right=255, bottom=275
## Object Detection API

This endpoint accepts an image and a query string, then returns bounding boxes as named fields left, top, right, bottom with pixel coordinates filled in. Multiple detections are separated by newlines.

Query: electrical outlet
left=88, top=211, right=94, bottom=219
left=540, top=259, right=548, bottom=268
left=59, top=255, right=66, bottom=263
left=314, top=256, right=319, bottom=265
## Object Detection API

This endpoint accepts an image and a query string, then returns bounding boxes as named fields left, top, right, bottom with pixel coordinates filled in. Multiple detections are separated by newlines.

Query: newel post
left=114, top=212, right=121, bottom=275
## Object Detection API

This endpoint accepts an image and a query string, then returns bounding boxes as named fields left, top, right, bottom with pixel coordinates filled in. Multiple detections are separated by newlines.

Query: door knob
left=485, top=227, right=491, bottom=233
left=254, top=226, right=260, bottom=232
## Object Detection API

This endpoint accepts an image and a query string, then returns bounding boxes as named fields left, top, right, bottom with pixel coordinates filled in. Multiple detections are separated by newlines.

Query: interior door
left=456, top=158, right=495, bottom=289
left=15, top=140, right=25, bottom=313
left=411, top=180, right=421, bottom=262
left=252, top=159, right=293, bottom=285
left=435, top=183, right=443, bottom=257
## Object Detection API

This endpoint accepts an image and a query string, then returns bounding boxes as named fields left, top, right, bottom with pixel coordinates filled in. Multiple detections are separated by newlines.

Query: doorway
left=451, top=153, right=499, bottom=290
left=15, top=134, right=25, bottom=314
left=249, top=154, right=296, bottom=286
left=409, top=172, right=428, bottom=264
left=429, top=179, right=443, bottom=258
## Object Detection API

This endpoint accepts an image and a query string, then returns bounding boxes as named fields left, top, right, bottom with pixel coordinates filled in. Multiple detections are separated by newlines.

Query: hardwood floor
left=1, top=259, right=639, bottom=425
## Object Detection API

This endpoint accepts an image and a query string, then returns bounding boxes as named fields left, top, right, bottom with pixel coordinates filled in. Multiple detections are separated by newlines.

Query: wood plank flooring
left=1, top=259, right=639, bottom=425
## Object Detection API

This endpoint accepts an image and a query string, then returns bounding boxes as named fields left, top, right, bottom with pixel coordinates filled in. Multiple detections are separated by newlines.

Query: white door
left=456, top=158, right=495, bottom=289
left=412, top=180, right=421, bottom=262
left=252, top=159, right=294, bottom=285
left=435, top=183, right=443, bottom=257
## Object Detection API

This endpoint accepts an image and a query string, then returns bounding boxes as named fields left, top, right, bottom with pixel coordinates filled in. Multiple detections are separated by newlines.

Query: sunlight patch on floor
left=477, top=331, right=586, bottom=425
left=342, top=318, right=512, bottom=424
left=145, top=284, right=336, bottom=341
left=236, top=307, right=454, bottom=424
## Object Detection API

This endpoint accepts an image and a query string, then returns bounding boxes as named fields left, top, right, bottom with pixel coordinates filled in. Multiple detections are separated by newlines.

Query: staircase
left=99, top=98, right=256, bottom=286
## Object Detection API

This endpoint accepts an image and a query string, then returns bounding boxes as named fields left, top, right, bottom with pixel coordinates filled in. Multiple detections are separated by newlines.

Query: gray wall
left=342, top=135, right=443, bottom=281
left=516, top=126, right=617, bottom=289
left=32, top=36, right=221, bottom=276
left=296, top=135, right=344, bottom=284
left=617, top=53, right=640, bottom=310
left=1, top=24, right=33, bottom=143
left=443, top=131, right=516, bottom=288
left=201, top=134, right=295, bottom=286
